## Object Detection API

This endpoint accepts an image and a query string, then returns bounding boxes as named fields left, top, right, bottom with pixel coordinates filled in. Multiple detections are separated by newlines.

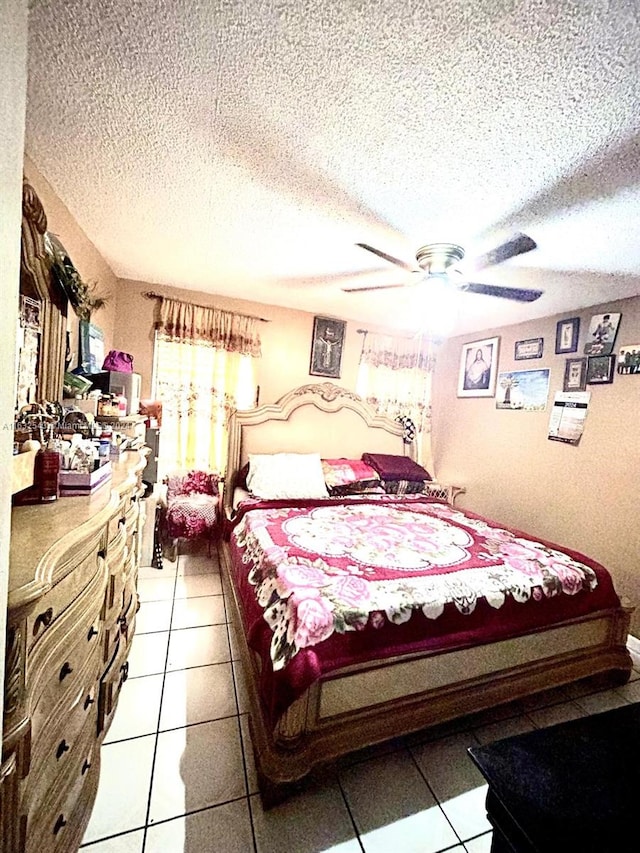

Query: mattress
left=226, top=495, right=620, bottom=726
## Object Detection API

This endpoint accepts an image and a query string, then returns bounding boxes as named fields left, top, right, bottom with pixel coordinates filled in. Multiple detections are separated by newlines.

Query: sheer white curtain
left=356, top=332, right=437, bottom=473
left=152, top=298, right=261, bottom=475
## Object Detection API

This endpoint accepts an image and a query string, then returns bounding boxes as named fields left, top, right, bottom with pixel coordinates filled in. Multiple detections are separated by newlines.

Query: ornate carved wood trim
left=20, top=178, right=67, bottom=402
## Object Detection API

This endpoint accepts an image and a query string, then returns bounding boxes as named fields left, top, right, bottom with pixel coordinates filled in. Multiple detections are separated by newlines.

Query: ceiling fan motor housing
left=415, top=243, right=465, bottom=274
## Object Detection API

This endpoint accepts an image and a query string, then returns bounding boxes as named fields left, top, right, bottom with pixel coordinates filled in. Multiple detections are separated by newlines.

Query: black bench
left=468, top=702, right=640, bottom=852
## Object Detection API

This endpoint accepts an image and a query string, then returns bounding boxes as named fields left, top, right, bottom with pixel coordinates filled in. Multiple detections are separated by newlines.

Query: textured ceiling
left=25, top=0, right=640, bottom=337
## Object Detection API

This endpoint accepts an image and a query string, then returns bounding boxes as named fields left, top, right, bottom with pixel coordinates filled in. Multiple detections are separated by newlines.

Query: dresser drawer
left=97, top=631, right=132, bottom=737
left=28, top=542, right=105, bottom=652
left=31, top=645, right=100, bottom=757
left=26, top=675, right=99, bottom=807
left=26, top=730, right=98, bottom=853
left=28, top=568, right=106, bottom=712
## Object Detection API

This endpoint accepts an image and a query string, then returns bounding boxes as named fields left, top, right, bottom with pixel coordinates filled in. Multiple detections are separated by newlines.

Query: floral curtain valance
left=157, top=297, right=262, bottom=357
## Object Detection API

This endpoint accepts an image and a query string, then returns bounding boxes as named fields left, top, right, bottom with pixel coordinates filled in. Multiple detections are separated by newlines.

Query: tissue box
left=59, top=461, right=112, bottom=496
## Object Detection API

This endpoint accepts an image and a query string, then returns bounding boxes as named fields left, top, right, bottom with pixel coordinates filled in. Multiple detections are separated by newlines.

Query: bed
left=219, top=381, right=633, bottom=805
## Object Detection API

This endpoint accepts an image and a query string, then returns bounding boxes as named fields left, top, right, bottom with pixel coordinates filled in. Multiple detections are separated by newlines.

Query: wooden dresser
left=1, top=450, right=147, bottom=853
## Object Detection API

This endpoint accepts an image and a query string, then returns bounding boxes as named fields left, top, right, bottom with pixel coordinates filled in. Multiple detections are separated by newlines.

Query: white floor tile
left=127, top=631, right=169, bottom=678
left=137, top=576, right=177, bottom=603
left=167, top=624, right=231, bottom=670
left=79, top=828, right=144, bottom=852
left=472, top=714, right=535, bottom=746
left=232, top=660, right=251, bottom=714
left=175, top=573, right=223, bottom=598
left=145, top=800, right=255, bottom=853
left=82, top=736, right=155, bottom=843
left=178, top=552, right=221, bottom=576
left=251, top=782, right=360, bottom=853
left=239, top=713, right=259, bottom=796
left=135, top=600, right=173, bottom=634
left=527, top=700, right=586, bottom=729
left=411, top=732, right=490, bottom=841
left=159, top=662, right=237, bottom=730
left=139, top=562, right=177, bottom=579
left=104, top=673, right=163, bottom=743
left=340, top=751, right=458, bottom=853
left=171, top=594, right=226, bottom=629
left=616, top=679, right=640, bottom=702
left=574, top=689, right=629, bottom=716
left=465, top=833, right=493, bottom=852
left=149, top=717, right=246, bottom=823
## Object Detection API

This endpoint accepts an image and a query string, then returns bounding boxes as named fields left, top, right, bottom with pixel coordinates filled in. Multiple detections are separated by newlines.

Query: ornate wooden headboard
left=224, top=381, right=412, bottom=516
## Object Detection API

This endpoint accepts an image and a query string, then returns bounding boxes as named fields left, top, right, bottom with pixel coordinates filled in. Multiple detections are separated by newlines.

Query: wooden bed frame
left=220, top=382, right=633, bottom=805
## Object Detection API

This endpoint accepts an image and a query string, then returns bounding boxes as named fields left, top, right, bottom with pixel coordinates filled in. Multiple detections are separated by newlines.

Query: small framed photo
left=20, top=295, right=42, bottom=331
left=457, top=336, right=500, bottom=397
left=584, top=312, right=621, bottom=356
left=309, top=316, right=346, bottom=378
left=586, top=354, right=616, bottom=385
left=555, top=317, right=580, bottom=354
left=514, top=337, right=543, bottom=360
left=563, top=357, right=587, bottom=391
left=617, top=345, right=640, bottom=375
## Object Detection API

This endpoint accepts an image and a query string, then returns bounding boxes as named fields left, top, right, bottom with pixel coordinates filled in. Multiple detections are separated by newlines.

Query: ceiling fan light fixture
left=416, top=243, right=465, bottom=274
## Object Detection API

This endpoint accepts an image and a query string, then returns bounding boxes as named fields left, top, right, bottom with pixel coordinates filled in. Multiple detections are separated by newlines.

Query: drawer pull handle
left=59, top=662, right=73, bottom=681
left=119, top=615, right=129, bottom=641
left=87, top=625, right=98, bottom=641
left=81, top=759, right=91, bottom=775
left=56, top=740, right=70, bottom=760
left=84, top=694, right=94, bottom=711
left=33, top=607, right=54, bottom=635
left=53, top=814, right=67, bottom=835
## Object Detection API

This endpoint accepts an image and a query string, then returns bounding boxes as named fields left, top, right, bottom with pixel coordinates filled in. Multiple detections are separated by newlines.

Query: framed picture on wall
left=583, top=312, right=621, bottom=356
left=20, top=295, right=42, bottom=331
left=586, top=354, right=616, bottom=385
left=457, top=336, right=500, bottom=397
left=78, top=320, right=105, bottom=374
left=563, top=357, right=587, bottom=391
left=309, top=316, right=346, bottom=378
left=555, top=317, right=580, bottom=354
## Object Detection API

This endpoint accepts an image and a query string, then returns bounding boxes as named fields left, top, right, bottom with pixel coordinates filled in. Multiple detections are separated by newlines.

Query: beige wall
left=22, top=156, right=118, bottom=366
left=114, top=278, right=368, bottom=404
left=433, top=295, right=640, bottom=634
left=1, top=0, right=28, bottom=750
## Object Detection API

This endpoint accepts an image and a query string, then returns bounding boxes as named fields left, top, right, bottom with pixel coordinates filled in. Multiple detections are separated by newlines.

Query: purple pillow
left=361, top=453, right=432, bottom=482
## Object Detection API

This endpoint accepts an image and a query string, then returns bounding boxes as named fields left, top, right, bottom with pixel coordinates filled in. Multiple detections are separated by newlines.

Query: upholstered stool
left=160, top=470, right=221, bottom=558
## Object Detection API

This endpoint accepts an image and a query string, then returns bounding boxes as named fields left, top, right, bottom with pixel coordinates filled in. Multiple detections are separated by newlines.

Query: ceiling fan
left=344, top=232, right=543, bottom=302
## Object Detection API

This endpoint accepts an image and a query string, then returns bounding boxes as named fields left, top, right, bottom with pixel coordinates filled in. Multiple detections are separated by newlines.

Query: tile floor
left=80, top=544, right=640, bottom=853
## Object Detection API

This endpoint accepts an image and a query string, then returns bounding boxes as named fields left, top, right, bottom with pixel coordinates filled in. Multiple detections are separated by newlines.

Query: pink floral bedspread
left=227, top=495, right=620, bottom=724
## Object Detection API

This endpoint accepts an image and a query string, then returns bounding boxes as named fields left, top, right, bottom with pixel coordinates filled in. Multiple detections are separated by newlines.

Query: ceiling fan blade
left=342, top=282, right=409, bottom=293
left=471, top=233, right=537, bottom=270
left=356, top=243, right=417, bottom=271
left=459, top=281, right=543, bottom=302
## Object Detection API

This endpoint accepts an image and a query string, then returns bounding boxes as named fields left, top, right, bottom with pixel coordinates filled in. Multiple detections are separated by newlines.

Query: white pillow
left=246, top=453, right=329, bottom=500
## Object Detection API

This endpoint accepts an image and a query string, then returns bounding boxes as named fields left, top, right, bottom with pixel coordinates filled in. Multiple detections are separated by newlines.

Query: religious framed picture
left=555, top=317, right=580, bottom=354
left=309, top=316, right=346, bottom=378
left=583, top=312, right=621, bottom=356
left=457, top=336, right=500, bottom=398
left=586, top=354, right=616, bottom=385
left=563, top=357, right=587, bottom=391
